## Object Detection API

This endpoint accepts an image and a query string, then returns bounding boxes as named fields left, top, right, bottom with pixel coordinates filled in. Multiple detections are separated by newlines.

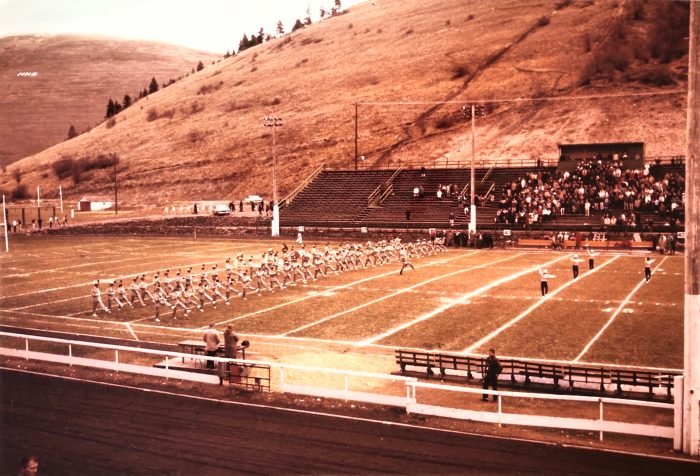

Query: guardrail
left=406, top=381, right=678, bottom=443
left=0, top=331, right=681, bottom=444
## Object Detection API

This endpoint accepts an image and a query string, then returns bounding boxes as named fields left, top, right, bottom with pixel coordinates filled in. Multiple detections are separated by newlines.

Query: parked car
left=245, top=195, right=263, bottom=204
left=212, top=204, right=231, bottom=216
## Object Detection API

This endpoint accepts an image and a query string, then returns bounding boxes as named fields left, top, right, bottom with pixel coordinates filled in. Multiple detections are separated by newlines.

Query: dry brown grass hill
left=0, top=34, right=220, bottom=166
left=0, top=0, right=689, bottom=209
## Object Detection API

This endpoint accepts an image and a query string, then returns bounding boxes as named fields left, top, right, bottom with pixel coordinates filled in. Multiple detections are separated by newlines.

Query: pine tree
left=320, top=7, right=326, bottom=18
left=196, top=60, right=204, bottom=71
left=67, top=125, right=78, bottom=139
left=123, top=94, right=132, bottom=109
left=224, top=50, right=231, bottom=58
left=257, top=27, right=265, bottom=44
left=276, top=20, right=284, bottom=35
left=106, top=98, right=115, bottom=118
left=239, top=33, right=250, bottom=52
left=148, top=77, right=159, bottom=94
left=142, top=88, right=148, bottom=98
left=292, top=19, right=304, bottom=31
left=305, top=7, right=312, bottom=25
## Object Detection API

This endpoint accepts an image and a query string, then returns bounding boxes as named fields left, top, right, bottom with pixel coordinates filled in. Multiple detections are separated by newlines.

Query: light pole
left=462, top=104, right=486, bottom=233
left=263, top=116, right=282, bottom=237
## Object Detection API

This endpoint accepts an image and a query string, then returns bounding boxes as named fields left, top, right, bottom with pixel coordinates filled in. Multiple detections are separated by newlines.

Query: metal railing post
left=599, top=398, right=604, bottom=441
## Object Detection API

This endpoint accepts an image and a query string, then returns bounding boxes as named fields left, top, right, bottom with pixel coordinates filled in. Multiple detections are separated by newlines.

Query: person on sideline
left=203, top=323, right=220, bottom=370
left=482, top=348, right=502, bottom=402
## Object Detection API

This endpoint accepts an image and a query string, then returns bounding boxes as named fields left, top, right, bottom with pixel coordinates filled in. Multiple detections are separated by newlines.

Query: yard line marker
left=573, top=257, right=669, bottom=362
left=358, top=254, right=570, bottom=346
left=125, top=322, right=139, bottom=341
left=210, top=252, right=478, bottom=328
left=283, top=253, right=525, bottom=337
left=462, top=255, right=620, bottom=354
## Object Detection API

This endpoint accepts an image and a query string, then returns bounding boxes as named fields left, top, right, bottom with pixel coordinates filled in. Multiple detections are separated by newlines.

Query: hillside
left=0, top=34, right=220, bottom=166
left=0, top=0, right=688, bottom=209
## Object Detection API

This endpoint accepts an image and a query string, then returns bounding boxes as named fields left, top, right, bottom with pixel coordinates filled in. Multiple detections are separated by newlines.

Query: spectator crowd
left=494, top=159, right=684, bottom=228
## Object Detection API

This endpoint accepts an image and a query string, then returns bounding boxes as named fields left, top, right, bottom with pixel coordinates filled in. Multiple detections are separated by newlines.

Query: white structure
left=77, top=196, right=113, bottom=212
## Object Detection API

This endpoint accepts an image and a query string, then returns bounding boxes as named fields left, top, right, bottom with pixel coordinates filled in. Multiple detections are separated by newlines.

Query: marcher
left=644, top=255, right=655, bottom=283
left=91, top=281, right=110, bottom=317
left=203, top=323, right=220, bottom=370
left=539, top=268, right=555, bottom=296
left=399, top=247, right=414, bottom=275
left=587, top=246, right=597, bottom=270
left=482, top=348, right=502, bottom=402
left=570, top=254, right=582, bottom=279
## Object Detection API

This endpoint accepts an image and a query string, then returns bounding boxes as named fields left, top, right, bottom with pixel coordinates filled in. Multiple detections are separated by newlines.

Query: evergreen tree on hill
left=292, top=18, right=304, bottom=31
left=67, top=125, right=78, bottom=139
left=196, top=60, right=204, bottom=71
left=276, top=20, right=284, bottom=35
left=106, top=98, right=115, bottom=118
left=148, top=77, right=159, bottom=94
left=239, top=33, right=250, bottom=52
left=305, top=7, right=312, bottom=25
left=123, top=94, right=132, bottom=109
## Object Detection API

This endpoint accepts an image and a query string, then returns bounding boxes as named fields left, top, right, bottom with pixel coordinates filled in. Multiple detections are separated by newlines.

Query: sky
left=0, top=0, right=365, bottom=53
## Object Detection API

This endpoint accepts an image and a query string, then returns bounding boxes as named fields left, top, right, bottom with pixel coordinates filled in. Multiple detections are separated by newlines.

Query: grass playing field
left=0, top=234, right=684, bottom=371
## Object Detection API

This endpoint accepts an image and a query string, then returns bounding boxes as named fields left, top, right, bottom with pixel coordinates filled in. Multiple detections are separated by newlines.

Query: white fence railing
left=0, top=332, right=680, bottom=445
left=406, top=381, right=676, bottom=443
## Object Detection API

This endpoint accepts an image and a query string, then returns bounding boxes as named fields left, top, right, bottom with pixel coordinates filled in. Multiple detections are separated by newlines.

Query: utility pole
left=462, top=104, right=485, bottom=233
left=263, top=116, right=282, bottom=237
left=354, top=103, right=359, bottom=171
left=113, top=153, right=118, bottom=215
left=2, top=194, right=8, bottom=253
left=682, top=0, right=700, bottom=456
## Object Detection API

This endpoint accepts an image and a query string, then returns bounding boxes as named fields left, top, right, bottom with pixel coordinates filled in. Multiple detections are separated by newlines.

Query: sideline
left=462, top=255, right=620, bottom=354
left=1, top=366, right=696, bottom=465
left=573, top=257, right=670, bottom=362
left=282, top=253, right=525, bottom=336
left=360, top=254, right=570, bottom=346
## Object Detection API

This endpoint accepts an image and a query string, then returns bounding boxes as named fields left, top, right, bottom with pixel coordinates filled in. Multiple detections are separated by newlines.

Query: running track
left=1, top=370, right=698, bottom=475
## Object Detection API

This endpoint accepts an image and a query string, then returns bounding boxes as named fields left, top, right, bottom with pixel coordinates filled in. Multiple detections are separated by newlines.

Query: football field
left=0, top=235, right=684, bottom=371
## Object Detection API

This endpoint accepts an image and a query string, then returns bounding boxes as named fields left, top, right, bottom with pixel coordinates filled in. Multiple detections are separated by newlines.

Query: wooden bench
left=517, top=239, right=552, bottom=248
left=609, top=369, right=674, bottom=398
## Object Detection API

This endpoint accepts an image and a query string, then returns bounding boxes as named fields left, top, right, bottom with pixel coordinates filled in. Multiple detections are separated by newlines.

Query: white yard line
left=358, top=254, right=571, bottom=346
left=461, top=255, right=620, bottom=354
left=283, top=253, right=525, bottom=337
left=573, top=257, right=669, bottom=362
left=210, top=252, right=478, bottom=328
left=125, top=322, right=139, bottom=341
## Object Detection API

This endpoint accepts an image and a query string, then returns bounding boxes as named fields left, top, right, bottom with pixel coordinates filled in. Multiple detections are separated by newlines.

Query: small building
left=77, top=196, right=113, bottom=212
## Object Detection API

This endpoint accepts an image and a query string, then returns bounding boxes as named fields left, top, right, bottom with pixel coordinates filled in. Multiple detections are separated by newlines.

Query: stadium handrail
left=367, top=162, right=405, bottom=207
left=279, top=163, right=326, bottom=207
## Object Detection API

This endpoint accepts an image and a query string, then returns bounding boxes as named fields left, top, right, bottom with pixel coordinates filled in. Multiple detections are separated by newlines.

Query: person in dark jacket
left=482, top=348, right=502, bottom=402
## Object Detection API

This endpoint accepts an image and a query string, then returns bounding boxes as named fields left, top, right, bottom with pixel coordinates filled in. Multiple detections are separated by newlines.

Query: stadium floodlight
left=462, top=104, right=487, bottom=233
left=263, top=116, right=283, bottom=237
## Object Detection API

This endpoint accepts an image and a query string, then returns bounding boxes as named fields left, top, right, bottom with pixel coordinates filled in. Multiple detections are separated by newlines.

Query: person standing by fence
left=203, top=323, right=220, bottom=370
left=482, top=348, right=502, bottom=402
